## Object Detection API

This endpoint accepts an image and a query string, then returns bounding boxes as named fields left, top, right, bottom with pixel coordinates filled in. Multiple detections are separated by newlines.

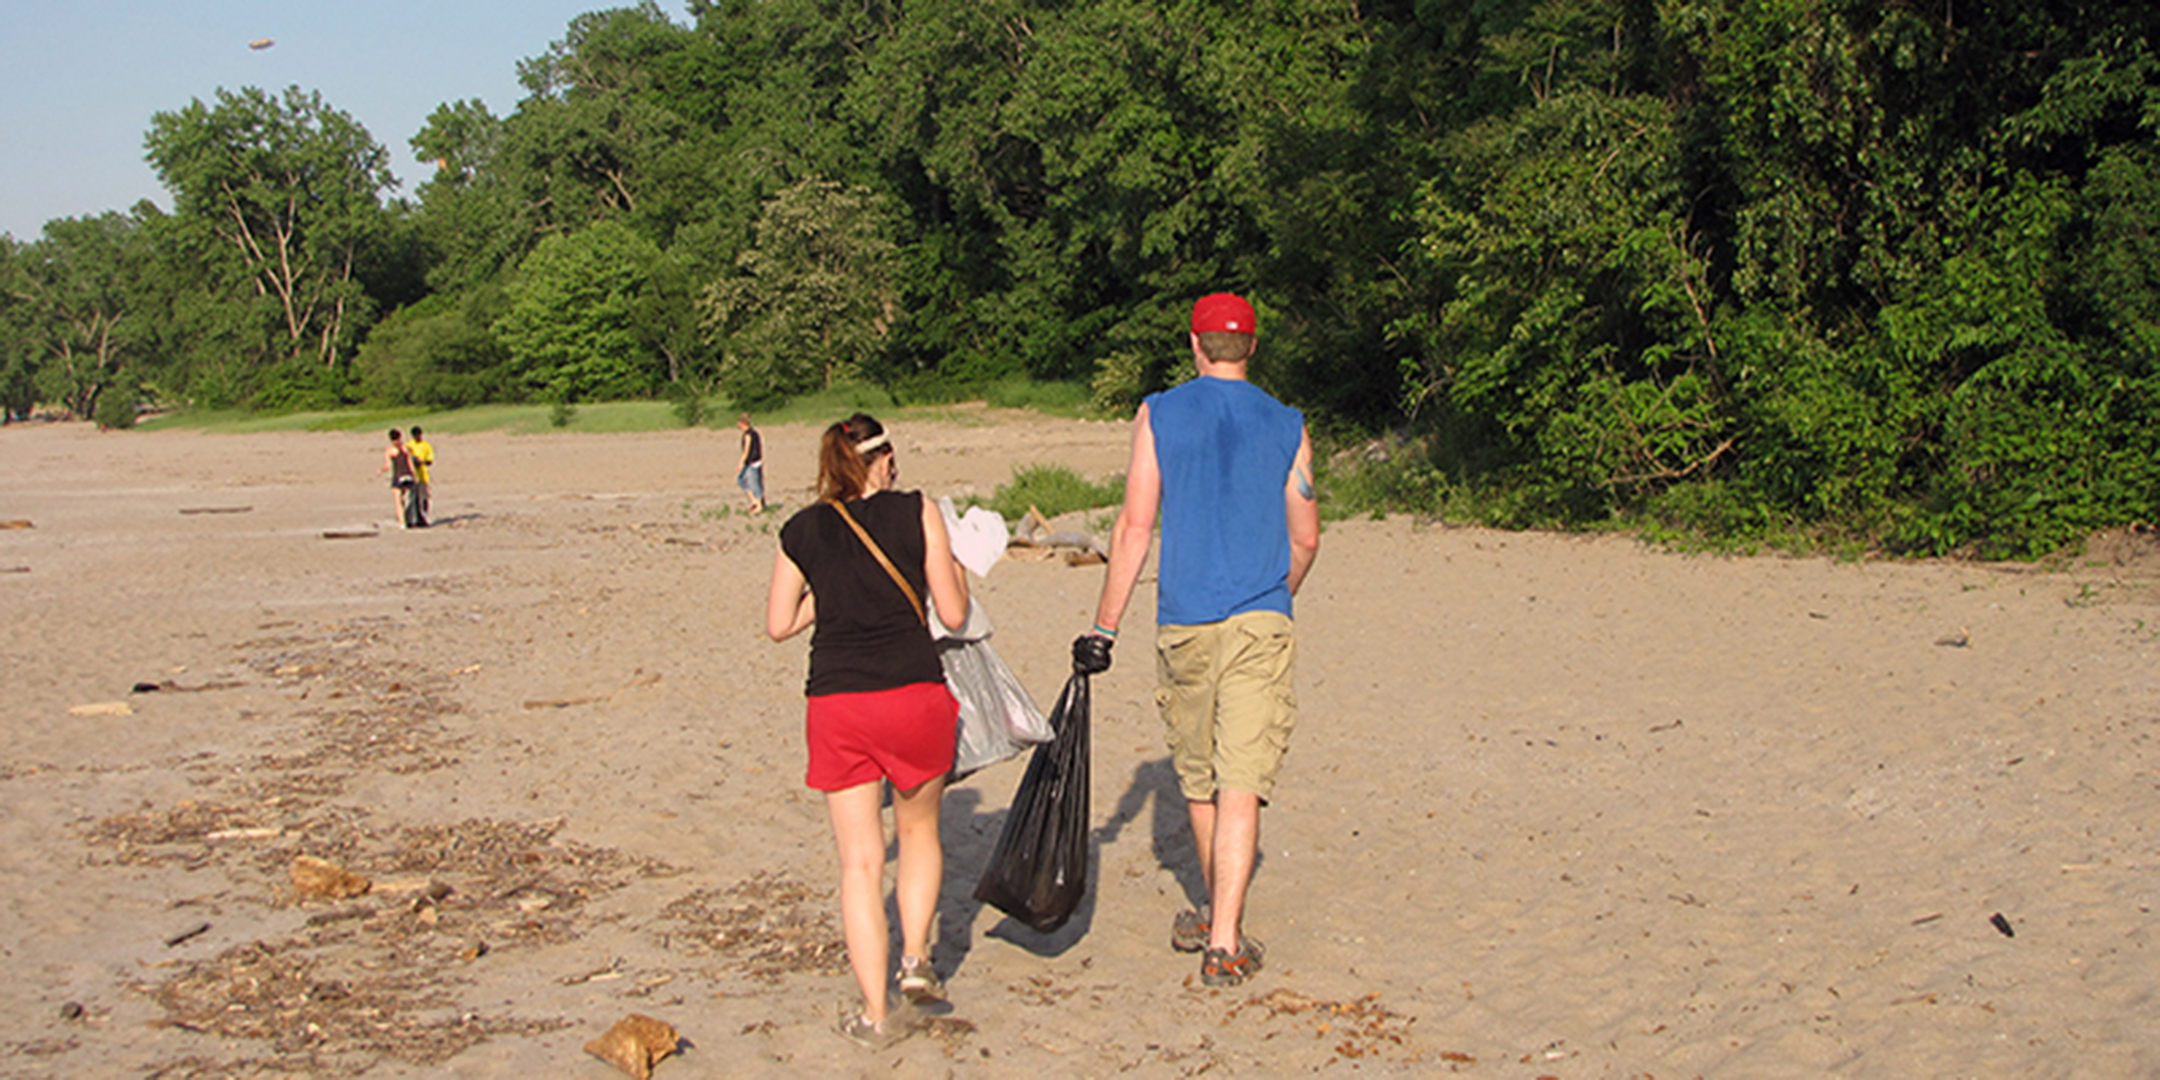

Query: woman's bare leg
left=826, top=782, right=890, bottom=1024
left=890, top=775, right=946, bottom=965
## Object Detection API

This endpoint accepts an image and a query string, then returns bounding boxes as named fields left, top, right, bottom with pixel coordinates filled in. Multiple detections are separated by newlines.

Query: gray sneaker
left=898, top=955, right=945, bottom=1005
left=836, top=1009, right=907, bottom=1050
left=1171, top=905, right=1212, bottom=953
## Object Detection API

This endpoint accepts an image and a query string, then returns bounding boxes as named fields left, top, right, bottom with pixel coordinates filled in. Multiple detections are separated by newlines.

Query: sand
left=2, top=413, right=2157, bottom=1078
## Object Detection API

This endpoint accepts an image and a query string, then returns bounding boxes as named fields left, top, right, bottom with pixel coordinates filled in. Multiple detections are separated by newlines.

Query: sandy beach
left=3, top=414, right=2158, bottom=1078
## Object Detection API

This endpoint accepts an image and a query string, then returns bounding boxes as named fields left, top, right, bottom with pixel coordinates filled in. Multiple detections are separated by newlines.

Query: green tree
left=501, top=3, right=725, bottom=244
left=0, top=236, right=38, bottom=419
left=633, top=242, right=717, bottom=389
left=495, top=219, right=663, bottom=401
left=410, top=99, right=520, bottom=293
left=143, top=85, right=397, bottom=403
left=3, top=211, right=157, bottom=419
left=701, top=178, right=901, bottom=404
left=351, top=286, right=511, bottom=408
left=1399, top=84, right=1730, bottom=512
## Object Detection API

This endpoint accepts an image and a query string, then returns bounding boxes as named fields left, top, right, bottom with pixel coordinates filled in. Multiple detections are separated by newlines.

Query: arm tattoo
left=1295, top=464, right=1315, bottom=501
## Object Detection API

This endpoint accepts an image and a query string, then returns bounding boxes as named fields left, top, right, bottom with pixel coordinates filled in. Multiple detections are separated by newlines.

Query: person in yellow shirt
left=407, top=425, right=436, bottom=525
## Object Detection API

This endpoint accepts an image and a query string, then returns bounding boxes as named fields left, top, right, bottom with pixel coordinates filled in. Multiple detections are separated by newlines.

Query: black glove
left=1072, top=633, right=1114, bottom=675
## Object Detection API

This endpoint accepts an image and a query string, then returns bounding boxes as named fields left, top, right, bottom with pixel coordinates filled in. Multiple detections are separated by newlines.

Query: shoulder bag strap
left=828, top=499, right=927, bottom=626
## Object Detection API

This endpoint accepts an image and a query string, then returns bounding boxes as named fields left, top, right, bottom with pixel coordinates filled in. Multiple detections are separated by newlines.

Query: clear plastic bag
left=943, top=637, right=1050, bottom=779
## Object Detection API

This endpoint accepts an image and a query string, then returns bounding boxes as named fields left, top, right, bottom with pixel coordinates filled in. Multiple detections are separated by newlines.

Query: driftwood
left=521, top=671, right=662, bottom=711
left=1007, top=504, right=1107, bottom=564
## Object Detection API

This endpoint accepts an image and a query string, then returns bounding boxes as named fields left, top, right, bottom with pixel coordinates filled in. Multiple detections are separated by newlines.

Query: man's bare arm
left=1284, top=426, right=1319, bottom=595
left=1093, top=402, right=1161, bottom=634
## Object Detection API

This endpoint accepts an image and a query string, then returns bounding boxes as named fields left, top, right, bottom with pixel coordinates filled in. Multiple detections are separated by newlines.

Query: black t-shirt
left=743, top=428, right=762, bottom=466
left=778, top=491, right=941, bottom=696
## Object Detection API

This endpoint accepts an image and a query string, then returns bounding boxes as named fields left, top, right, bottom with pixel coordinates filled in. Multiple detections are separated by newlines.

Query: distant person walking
left=765, top=412, right=971, bottom=1047
left=407, top=425, right=436, bottom=523
left=1081, top=292, right=1319, bottom=987
left=376, top=429, right=423, bottom=529
left=736, top=413, right=766, bottom=513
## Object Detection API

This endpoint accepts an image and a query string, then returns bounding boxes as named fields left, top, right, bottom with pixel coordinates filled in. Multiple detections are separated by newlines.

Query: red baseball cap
left=1190, top=292, right=1256, bottom=335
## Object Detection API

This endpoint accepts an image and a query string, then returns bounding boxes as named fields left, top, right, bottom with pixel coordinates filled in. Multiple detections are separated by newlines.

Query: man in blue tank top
left=1082, top=292, right=1319, bottom=988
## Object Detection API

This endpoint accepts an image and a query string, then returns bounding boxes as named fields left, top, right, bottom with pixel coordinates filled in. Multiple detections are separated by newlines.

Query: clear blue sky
left=0, top=1, right=693, bottom=242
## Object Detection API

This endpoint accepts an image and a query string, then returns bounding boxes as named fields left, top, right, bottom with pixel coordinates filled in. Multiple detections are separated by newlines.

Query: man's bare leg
left=1188, top=790, right=1261, bottom=951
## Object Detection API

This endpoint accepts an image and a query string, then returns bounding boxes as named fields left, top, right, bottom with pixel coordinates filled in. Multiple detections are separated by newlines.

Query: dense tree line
left=2, top=0, right=2155, bottom=555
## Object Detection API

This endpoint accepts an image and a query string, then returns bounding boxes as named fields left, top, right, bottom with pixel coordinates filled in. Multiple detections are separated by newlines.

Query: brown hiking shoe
left=1200, top=936, right=1265, bottom=987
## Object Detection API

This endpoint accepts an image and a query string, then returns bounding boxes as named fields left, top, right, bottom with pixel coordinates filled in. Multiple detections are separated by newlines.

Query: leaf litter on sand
left=100, top=611, right=700, bottom=1071
left=657, top=870, right=848, bottom=980
left=84, top=799, right=294, bottom=869
left=138, top=1055, right=319, bottom=1080
left=132, top=815, right=674, bottom=1070
left=151, top=936, right=566, bottom=1067
left=1225, top=988, right=1422, bottom=1065
left=235, top=620, right=470, bottom=779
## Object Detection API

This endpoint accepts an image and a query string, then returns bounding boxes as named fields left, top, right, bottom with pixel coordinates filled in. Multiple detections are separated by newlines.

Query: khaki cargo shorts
left=1154, top=610, right=1297, bottom=802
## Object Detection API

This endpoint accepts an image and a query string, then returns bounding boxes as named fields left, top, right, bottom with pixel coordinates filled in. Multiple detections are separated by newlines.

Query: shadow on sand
left=923, top=754, right=1249, bottom=975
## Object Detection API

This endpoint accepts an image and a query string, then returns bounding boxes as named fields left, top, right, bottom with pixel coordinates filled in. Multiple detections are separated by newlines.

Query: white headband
left=853, top=432, right=889, bottom=454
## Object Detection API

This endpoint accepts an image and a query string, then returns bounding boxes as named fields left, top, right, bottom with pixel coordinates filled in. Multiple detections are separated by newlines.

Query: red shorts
left=804, top=682, right=958, bottom=792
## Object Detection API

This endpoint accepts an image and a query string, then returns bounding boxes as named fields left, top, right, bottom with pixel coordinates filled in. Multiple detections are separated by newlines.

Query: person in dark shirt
left=736, top=413, right=766, bottom=513
left=375, top=429, right=421, bottom=529
left=765, top=412, right=970, bottom=1047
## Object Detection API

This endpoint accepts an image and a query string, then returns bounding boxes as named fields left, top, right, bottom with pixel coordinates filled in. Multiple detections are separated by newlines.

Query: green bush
left=93, top=385, right=138, bottom=429
left=980, top=464, right=1124, bottom=523
left=665, top=381, right=708, bottom=428
left=352, top=290, right=512, bottom=409
left=1319, top=447, right=1451, bottom=522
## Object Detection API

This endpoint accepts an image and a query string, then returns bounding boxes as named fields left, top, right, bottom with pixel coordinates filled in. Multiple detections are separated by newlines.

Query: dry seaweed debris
left=275, top=817, right=674, bottom=949
left=144, top=818, right=668, bottom=1067
left=657, top=871, right=847, bottom=980
left=234, top=621, right=470, bottom=778
left=84, top=800, right=290, bottom=869
left=1227, top=988, right=1417, bottom=1063
left=151, top=937, right=565, bottom=1066
left=140, top=1055, right=315, bottom=1079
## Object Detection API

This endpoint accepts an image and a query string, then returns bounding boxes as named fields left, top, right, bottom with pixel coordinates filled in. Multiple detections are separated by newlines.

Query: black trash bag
left=398, top=478, right=426, bottom=528
left=972, top=666, right=1092, bottom=934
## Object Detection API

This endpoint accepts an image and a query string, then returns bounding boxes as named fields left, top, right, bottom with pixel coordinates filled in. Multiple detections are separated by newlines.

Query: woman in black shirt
left=766, top=412, right=970, bottom=1047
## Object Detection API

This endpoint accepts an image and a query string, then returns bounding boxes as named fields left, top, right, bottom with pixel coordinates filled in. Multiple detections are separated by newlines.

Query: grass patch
left=136, top=382, right=1089, bottom=440
left=137, top=390, right=918, bottom=437
left=734, top=384, right=901, bottom=427
left=889, top=375, right=1095, bottom=418
left=975, top=463, right=1124, bottom=522
left=979, top=377, right=1092, bottom=417
left=139, top=401, right=693, bottom=435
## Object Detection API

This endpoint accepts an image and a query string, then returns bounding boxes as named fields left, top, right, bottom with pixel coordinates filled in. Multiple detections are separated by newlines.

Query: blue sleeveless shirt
left=1145, top=376, right=1304, bottom=626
